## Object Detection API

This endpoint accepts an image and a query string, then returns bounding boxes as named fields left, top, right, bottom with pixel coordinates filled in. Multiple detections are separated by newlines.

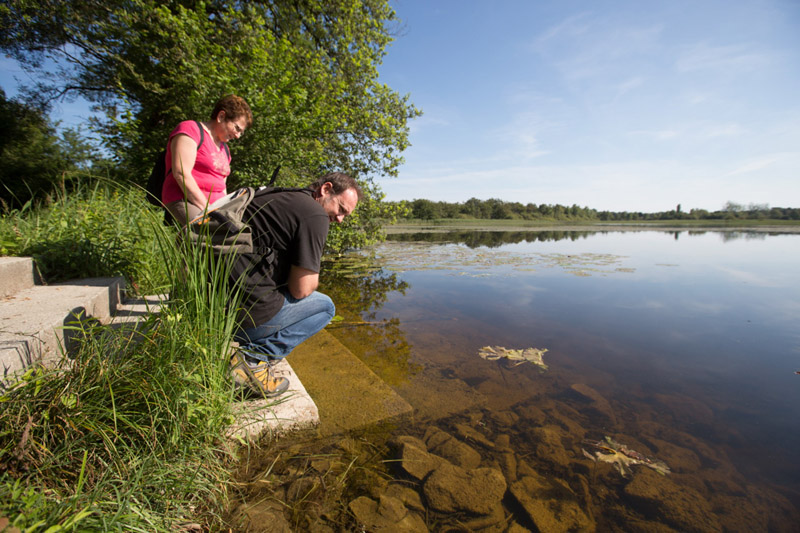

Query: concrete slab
left=111, top=294, right=166, bottom=324
left=0, top=277, right=123, bottom=381
left=288, top=329, right=414, bottom=436
left=227, top=358, right=320, bottom=442
left=0, top=257, right=36, bottom=298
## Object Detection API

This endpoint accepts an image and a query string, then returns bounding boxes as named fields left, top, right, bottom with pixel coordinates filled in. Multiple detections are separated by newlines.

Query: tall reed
left=0, top=182, right=249, bottom=530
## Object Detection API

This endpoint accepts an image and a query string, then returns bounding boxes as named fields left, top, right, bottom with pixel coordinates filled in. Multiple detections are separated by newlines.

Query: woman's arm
left=170, top=134, right=209, bottom=209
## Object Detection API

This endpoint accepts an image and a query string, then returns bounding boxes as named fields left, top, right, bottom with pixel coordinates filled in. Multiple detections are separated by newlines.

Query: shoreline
left=385, top=221, right=800, bottom=234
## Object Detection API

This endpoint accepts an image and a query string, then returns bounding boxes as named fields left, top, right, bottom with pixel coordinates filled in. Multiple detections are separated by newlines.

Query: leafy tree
left=1, top=0, right=420, bottom=246
left=0, top=89, right=68, bottom=208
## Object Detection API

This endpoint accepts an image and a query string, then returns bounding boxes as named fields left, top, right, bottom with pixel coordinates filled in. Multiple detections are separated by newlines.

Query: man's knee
left=317, top=292, right=336, bottom=319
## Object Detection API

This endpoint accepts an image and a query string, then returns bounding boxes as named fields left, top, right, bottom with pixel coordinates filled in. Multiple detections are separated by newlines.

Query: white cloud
left=616, top=76, right=644, bottom=97
left=628, top=129, right=680, bottom=141
left=726, top=153, right=787, bottom=176
left=675, top=42, right=769, bottom=73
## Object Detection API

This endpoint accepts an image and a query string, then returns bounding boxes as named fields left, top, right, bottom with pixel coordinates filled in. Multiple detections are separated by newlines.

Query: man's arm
left=287, top=265, right=319, bottom=299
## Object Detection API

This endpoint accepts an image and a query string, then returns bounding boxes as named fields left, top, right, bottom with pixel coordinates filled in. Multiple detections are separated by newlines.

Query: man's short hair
left=309, top=172, right=363, bottom=200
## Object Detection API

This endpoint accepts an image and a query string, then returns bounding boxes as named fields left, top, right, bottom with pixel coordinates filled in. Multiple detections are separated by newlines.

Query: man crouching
left=229, top=172, right=361, bottom=397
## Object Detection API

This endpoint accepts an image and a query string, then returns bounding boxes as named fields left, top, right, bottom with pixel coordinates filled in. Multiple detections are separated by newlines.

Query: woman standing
left=161, top=94, right=252, bottom=225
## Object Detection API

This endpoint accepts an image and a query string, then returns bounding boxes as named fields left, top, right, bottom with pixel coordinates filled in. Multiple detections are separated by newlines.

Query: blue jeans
left=234, top=290, right=335, bottom=362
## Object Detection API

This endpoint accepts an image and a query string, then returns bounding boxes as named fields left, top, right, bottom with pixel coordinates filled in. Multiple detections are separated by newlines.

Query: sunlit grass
left=0, top=180, right=251, bottom=530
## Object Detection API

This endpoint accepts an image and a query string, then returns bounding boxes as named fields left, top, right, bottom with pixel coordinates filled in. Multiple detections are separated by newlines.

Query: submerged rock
left=423, top=426, right=482, bottom=469
left=528, top=425, right=573, bottom=469
left=569, top=382, right=618, bottom=426
left=454, top=423, right=496, bottom=449
left=385, top=483, right=426, bottom=513
left=395, top=438, right=443, bottom=481
left=509, top=474, right=594, bottom=533
left=233, top=500, right=293, bottom=533
left=623, top=468, right=722, bottom=533
left=422, top=462, right=507, bottom=515
left=349, top=494, right=428, bottom=533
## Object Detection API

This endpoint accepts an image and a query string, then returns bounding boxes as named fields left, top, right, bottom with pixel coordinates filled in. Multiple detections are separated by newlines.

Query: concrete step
left=0, top=256, right=38, bottom=299
left=0, top=277, right=123, bottom=382
left=94, top=294, right=323, bottom=443
left=287, top=329, right=414, bottom=436
left=0, top=256, right=406, bottom=441
left=227, top=328, right=414, bottom=442
left=228, top=357, right=320, bottom=442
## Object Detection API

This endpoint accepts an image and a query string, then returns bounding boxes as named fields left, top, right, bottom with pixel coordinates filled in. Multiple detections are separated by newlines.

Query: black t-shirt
left=229, top=187, right=329, bottom=329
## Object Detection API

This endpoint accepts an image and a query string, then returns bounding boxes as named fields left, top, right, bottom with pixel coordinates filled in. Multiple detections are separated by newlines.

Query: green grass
left=0, top=182, right=172, bottom=293
left=0, top=180, right=254, bottom=531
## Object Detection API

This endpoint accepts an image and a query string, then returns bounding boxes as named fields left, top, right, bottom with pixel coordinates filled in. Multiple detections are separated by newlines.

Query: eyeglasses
left=231, top=122, right=244, bottom=136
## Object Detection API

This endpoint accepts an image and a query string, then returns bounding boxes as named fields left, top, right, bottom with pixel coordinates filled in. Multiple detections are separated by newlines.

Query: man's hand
left=287, top=265, right=319, bottom=299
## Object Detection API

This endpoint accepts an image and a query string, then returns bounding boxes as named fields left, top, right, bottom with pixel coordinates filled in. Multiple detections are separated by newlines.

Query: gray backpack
left=188, top=187, right=257, bottom=255
left=187, top=184, right=306, bottom=261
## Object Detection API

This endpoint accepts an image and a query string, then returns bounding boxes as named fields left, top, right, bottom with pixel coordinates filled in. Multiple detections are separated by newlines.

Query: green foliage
left=326, top=181, right=408, bottom=252
left=0, top=0, right=420, bottom=246
left=395, top=197, right=800, bottom=223
left=0, top=180, right=170, bottom=292
left=0, top=207, right=247, bottom=530
left=0, top=88, right=108, bottom=209
left=0, top=89, right=68, bottom=209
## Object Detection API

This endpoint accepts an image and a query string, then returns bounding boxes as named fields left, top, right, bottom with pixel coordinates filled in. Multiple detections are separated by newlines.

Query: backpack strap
left=267, top=165, right=281, bottom=186
left=193, top=120, right=205, bottom=149
left=165, top=121, right=206, bottom=180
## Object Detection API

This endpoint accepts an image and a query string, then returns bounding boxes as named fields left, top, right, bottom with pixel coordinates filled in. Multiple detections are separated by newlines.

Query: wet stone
left=494, top=433, right=512, bottom=450
left=498, top=450, right=518, bottom=483
left=385, top=483, right=426, bottom=513
left=569, top=382, right=618, bottom=426
left=509, top=474, right=594, bottom=533
left=643, top=436, right=701, bottom=474
left=458, top=502, right=506, bottom=531
left=348, top=495, right=428, bottom=533
left=390, top=434, right=428, bottom=451
left=423, top=426, right=482, bottom=469
left=286, top=476, right=319, bottom=503
left=396, top=438, right=443, bottom=481
left=528, top=425, right=572, bottom=469
left=623, top=468, right=722, bottom=533
left=488, top=409, right=519, bottom=428
left=233, top=501, right=293, bottom=533
left=454, top=423, right=496, bottom=449
left=515, top=403, right=547, bottom=426
left=422, top=462, right=507, bottom=515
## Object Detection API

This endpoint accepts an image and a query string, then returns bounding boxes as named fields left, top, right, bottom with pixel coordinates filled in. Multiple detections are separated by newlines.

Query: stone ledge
left=0, top=257, right=37, bottom=299
left=227, top=358, right=320, bottom=442
left=288, top=329, right=414, bottom=436
left=0, top=277, right=123, bottom=381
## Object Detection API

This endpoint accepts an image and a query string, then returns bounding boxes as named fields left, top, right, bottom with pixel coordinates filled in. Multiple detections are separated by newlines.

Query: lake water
left=320, top=228, right=800, bottom=530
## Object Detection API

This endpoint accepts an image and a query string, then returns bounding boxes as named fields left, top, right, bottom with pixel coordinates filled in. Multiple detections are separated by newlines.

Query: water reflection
left=388, top=229, right=597, bottom=247
left=315, top=229, right=800, bottom=531
left=389, top=227, right=790, bottom=246
left=320, top=256, right=418, bottom=386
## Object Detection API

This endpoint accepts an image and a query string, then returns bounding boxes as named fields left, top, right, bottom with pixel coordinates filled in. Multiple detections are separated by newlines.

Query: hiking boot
left=230, top=351, right=289, bottom=398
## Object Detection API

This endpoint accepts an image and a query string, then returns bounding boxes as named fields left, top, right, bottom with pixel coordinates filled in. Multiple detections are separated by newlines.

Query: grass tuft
left=0, top=179, right=253, bottom=530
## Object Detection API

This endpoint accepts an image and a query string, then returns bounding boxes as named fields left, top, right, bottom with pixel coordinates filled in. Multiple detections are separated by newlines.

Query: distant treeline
left=392, top=198, right=800, bottom=221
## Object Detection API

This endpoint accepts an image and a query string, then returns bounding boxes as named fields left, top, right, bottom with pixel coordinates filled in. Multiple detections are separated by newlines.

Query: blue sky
left=376, top=0, right=800, bottom=212
left=2, top=1, right=798, bottom=213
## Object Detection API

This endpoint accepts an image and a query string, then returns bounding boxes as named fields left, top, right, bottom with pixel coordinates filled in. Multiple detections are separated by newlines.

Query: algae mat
left=289, top=329, right=413, bottom=435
